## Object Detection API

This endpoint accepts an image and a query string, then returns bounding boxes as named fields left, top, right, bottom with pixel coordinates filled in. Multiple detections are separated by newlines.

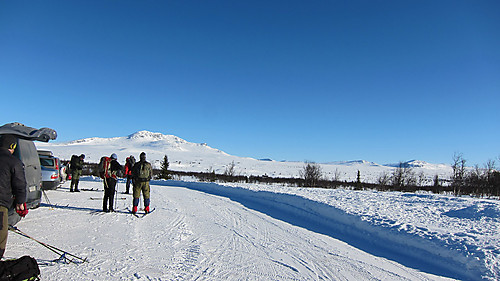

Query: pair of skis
left=89, top=197, right=126, bottom=200
left=129, top=208, right=155, bottom=218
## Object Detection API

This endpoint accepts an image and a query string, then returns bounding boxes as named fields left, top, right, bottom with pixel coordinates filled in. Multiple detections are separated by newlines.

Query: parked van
left=0, top=123, right=57, bottom=225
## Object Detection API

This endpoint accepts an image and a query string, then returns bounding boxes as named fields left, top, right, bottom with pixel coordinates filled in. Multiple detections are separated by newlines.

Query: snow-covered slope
left=36, top=131, right=453, bottom=183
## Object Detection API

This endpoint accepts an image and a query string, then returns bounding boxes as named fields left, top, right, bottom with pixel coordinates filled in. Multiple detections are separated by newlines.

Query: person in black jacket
left=70, top=154, right=85, bottom=192
left=0, top=135, right=28, bottom=258
left=103, top=153, right=122, bottom=212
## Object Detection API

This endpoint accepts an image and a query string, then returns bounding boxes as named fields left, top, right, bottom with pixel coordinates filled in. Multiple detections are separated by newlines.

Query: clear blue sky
left=1, top=0, right=499, bottom=166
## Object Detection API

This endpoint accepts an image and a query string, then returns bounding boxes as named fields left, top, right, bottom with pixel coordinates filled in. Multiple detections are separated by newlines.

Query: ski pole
left=9, top=226, right=79, bottom=263
left=41, top=189, right=54, bottom=210
left=9, top=225, right=87, bottom=263
left=9, top=225, right=63, bottom=259
left=8, top=225, right=87, bottom=263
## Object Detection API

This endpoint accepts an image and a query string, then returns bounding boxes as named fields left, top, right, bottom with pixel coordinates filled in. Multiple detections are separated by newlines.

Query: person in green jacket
left=70, top=154, right=85, bottom=192
left=131, top=152, right=152, bottom=214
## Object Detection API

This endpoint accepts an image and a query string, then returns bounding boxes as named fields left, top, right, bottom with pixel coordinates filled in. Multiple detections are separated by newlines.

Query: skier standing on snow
left=102, top=153, right=122, bottom=212
left=70, top=154, right=85, bottom=192
left=0, top=135, right=28, bottom=258
left=131, top=152, right=152, bottom=214
left=123, top=155, right=135, bottom=194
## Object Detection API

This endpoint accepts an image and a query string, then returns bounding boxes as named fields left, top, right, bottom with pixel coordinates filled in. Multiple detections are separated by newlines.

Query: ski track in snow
left=6, top=178, right=497, bottom=280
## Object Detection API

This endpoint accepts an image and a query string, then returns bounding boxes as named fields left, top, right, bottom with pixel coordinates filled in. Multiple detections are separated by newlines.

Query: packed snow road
left=7, top=179, right=449, bottom=280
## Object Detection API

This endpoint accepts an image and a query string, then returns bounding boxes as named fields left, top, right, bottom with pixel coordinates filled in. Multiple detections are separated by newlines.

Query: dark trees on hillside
left=451, top=153, right=467, bottom=196
left=449, top=154, right=499, bottom=198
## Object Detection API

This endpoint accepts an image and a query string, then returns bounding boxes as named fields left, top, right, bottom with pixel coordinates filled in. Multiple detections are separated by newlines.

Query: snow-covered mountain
left=36, top=130, right=453, bottom=183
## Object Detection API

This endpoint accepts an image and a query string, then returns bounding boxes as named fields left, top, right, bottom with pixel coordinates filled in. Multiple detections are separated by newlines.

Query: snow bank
left=154, top=179, right=499, bottom=280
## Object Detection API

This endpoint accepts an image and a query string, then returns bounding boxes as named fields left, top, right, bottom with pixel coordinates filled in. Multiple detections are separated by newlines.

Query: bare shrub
left=299, top=162, right=323, bottom=187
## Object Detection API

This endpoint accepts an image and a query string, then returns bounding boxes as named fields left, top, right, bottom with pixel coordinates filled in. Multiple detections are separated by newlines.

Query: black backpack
left=0, top=256, right=40, bottom=281
left=70, top=155, right=79, bottom=167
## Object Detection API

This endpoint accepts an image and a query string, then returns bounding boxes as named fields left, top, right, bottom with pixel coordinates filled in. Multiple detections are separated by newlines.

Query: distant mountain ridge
left=36, top=130, right=452, bottom=182
left=385, top=160, right=428, bottom=168
left=325, top=160, right=381, bottom=167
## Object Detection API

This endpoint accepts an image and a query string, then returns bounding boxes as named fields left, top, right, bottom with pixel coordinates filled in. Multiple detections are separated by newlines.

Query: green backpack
left=136, top=162, right=151, bottom=180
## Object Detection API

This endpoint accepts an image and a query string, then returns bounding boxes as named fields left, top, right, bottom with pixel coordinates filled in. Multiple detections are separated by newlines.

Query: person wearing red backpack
left=101, top=153, right=122, bottom=212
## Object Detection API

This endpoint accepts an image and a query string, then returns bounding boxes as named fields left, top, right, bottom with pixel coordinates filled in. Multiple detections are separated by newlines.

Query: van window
left=40, top=158, right=55, bottom=167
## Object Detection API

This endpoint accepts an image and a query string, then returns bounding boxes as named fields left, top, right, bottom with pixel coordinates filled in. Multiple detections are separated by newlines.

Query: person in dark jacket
left=131, top=152, right=152, bottom=214
left=0, top=135, right=28, bottom=258
left=70, top=154, right=85, bottom=192
left=103, top=153, right=122, bottom=212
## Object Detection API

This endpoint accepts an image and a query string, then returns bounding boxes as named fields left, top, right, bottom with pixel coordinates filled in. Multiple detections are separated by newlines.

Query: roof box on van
left=0, top=122, right=57, bottom=142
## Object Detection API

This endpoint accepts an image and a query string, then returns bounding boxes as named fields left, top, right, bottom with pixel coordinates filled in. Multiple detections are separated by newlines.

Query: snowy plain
left=25, top=130, right=499, bottom=280
left=6, top=177, right=499, bottom=280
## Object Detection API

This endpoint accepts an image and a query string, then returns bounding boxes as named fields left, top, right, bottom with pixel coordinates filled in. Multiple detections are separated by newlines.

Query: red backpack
left=98, top=157, right=114, bottom=179
left=124, top=157, right=131, bottom=176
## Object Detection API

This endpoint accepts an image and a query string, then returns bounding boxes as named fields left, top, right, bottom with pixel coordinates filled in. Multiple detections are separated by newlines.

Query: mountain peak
left=128, top=131, right=167, bottom=141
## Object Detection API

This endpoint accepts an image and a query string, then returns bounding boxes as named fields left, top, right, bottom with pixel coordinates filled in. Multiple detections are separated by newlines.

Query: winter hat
left=0, top=134, right=18, bottom=150
left=80, top=154, right=85, bottom=159
left=111, top=153, right=118, bottom=160
left=140, top=152, right=146, bottom=161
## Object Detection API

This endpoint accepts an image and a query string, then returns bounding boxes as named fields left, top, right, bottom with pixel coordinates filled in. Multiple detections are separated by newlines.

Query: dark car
left=0, top=122, right=57, bottom=225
